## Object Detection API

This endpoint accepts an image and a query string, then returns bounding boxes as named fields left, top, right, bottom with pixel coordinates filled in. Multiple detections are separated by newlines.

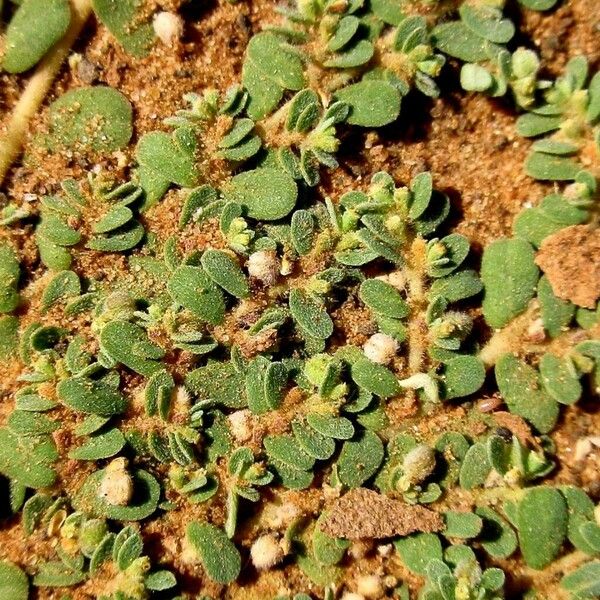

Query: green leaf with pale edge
left=561, top=561, right=600, bottom=597
left=307, top=414, right=354, bottom=440
left=68, top=427, right=125, bottom=460
left=57, top=377, right=127, bottom=416
left=334, top=80, right=401, bottom=127
left=201, top=249, right=249, bottom=298
left=291, top=210, right=316, bottom=255
left=476, top=506, right=518, bottom=559
left=92, top=0, right=155, bottom=57
left=337, top=430, right=384, bottom=488
left=186, top=360, right=246, bottom=408
left=0, top=561, right=28, bottom=600
left=481, top=238, right=539, bottom=328
left=186, top=522, right=241, bottom=583
left=517, top=487, right=567, bottom=569
left=100, top=320, right=163, bottom=376
left=145, top=570, right=177, bottom=591
left=0, top=428, right=57, bottom=489
left=495, top=354, right=559, bottom=433
left=168, top=265, right=226, bottom=325
left=313, top=512, right=349, bottom=565
left=441, top=355, right=485, bottom=399
left=394, top=533, right=443, bottom=575
left=444, top=511, right=483, bottom=538
left=264, top=434, right=314, bottom=471
left=433, top=21, right=495, bottom=62
left=41, top=270, right=80, bottom=312
left=289, top=289, right=334, bottom=340
left=538, top=275, right=575, bottom=337
left=227, top=168, right=298, bottom=221
left=359, top=279, right=409, bottom=318
left=47, top=87, right=133, bottom=152
left=136, top=129, right=199, bottom=207
left=459, top=442, right=490, bottom=489
left=525, top=152, right=581, bottom=181
left=3, top=0, right=70, bottom=73
left=351, top=358, right=399, bottom=398
left=539, top=353, right=582, bottom=405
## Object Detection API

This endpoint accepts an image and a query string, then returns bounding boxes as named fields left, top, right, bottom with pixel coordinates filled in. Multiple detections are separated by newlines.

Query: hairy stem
left=479, top=302, right=600, bottom=368
left=478, top=304, right=538, bottom=367
left=0, top=0, right=93, bottom=186
left=523, top=549, right=588, bottom=582
left=406, top=237, right=428, bottom=374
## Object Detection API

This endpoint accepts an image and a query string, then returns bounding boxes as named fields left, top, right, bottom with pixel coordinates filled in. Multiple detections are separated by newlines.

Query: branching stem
left=0, top=0, right=93, bottom=186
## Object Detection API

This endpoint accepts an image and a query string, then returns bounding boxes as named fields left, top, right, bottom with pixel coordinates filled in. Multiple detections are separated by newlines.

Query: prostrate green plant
left=325, top=170, right=484, bottom=397
left=260, top=89, right=349, bottom=186
left=35, top=175, right=145, bottom=270
left=460, top=47, right=547, bottom=109
left=513, top=170, right=597, bottom=250
left=431, top=2, right=546, bottom=108
left=259, top=350, right=387, bottom=490
left=516, top=56, right=600, bottom=180
left=480, top=173, right=599, bottom=432
left=21, top=496, right=176, bottom=596
left=420, top=555, right=505, bottom=600
left=224, top=447, right=273, bottom=537
left=241, top=0, right=446, bottom=127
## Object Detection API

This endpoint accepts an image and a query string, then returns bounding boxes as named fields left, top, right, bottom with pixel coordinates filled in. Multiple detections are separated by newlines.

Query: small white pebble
left=575, top=438, right=593, bottom=462
left=376, top=543, right=393, bottom=557
left=228, top=409, right=254, bottom=443
left=575, top=436, right=600, bottom=461
left=247, top=251, right=280, bottom=285
left=250, top=534, right=285, bottom=570
left=342, top=594, right=366, bottom=600
left=363, top=333, right=399, bottom=365
left=356, top=574, right=384, bottom=599
left=99, top=458, right=133, bottom=506
left=153, top=11, right=183, bottom=45
left=595, top=504, right=600, bottom=526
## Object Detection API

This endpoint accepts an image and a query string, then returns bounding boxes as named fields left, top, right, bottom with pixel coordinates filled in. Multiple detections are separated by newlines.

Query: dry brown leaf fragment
left=535, top=225, right=600, bottom=309
left=319, top=487, right=443, bottom=539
